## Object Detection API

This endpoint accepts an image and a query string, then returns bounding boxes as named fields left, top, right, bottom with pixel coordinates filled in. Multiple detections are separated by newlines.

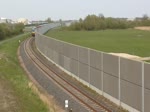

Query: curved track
left=21, top=37, right=118, bottom=112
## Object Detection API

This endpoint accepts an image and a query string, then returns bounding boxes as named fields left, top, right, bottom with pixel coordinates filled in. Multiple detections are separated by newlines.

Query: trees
left=0, top=25, right=5, bottom=40
left=134, top=14, right=150, bottom=26
left=67, top=14, right=132, bottom=31
left=142, top=14, right=149, bottom=21
left=0, top=23, right=24, bottom=40
left=45, top=17, right=52, bottom=23
left=141, top=14, right=150, bottom=26
left=66, top=14, right=150, bottom=31
left=83, top=15, right=106, bottom=30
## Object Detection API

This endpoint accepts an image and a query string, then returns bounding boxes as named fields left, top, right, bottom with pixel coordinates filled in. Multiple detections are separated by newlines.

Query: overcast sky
left=0, top=0, right=150, bottom=21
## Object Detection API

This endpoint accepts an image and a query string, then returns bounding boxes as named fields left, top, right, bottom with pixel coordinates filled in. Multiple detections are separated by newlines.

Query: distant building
left=63, top=20, right=73, bottom=26
left=0, top=17, right=12, bottom=23
left=63, top=20, right=78, bottom=26
left=0, top=17, right=6, bottom=23
left=17, top=18, right=28, bottom=25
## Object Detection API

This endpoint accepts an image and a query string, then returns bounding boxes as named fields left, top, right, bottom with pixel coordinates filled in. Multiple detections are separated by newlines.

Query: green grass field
left=46, top=29, right=150, bottom=57
left=0, top=33, right=48, bottom=112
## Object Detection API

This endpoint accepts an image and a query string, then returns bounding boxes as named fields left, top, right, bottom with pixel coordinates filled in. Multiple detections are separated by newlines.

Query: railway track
left=22, top=37, right=114, bottom=112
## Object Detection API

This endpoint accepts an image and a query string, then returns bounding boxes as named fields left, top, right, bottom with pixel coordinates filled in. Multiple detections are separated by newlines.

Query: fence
left=35, top=24, right=150, bottom=112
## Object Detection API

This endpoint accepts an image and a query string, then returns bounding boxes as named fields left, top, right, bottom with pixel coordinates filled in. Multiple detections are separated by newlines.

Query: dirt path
left=0, top=78, right=21, bottom=112
left=134, top=26, right=150, bottom=31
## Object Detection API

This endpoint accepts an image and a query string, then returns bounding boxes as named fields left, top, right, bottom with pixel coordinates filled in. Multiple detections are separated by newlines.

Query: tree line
left=64, top=14, right=150, bottom=31
left=0, top=23, right=24, bottom=40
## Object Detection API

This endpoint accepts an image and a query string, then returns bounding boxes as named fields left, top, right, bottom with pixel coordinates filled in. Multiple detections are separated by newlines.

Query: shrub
left=66, top=14, right=150, bottom=31
left=0, top=23, right=24, bottom=40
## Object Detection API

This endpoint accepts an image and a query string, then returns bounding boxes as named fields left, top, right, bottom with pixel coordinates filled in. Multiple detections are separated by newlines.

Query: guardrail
left=35, top=23, right=150, bottom=112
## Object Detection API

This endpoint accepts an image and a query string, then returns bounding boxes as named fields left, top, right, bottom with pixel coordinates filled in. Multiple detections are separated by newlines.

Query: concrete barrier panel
left=120, top=58, right=142, bottom=86
left=79, top=62, right=89, bottom=82
left=79, top=47, right=89, bottom=65
left=70, top=59, right=78, bottom=77
left=52, top=39, right=58, bottom=52
left=48, top=49, right=53, bottom=60
left=90, top=49, right=102, bottom=70
left=70, top=45, right=78, bottom=60
left=64, top=56, right=71, bottom=72
left=49, top=38, right=55, bottom=50
left=90, top=67, right=102, bottom=90
left=58, top=42, right=64, bottom=54
left=145, top=88, right=150, bottom=112
left=53, top=40, right=59, bottom=52
left=63, top=43, right=70, bottom=57
left=103, top=53, right=119, bottom=77
left=121, top=80, right=142, bottom=111
left=144, top=63, right=150, bottom=89
left=53, top=51, right=59, bottom=64
left=46, top=40, right=52, bottom=51
left=51, top=50, right=55, bottom=62
left=59, top=54, right=64, bottom=67
left=103, top=73, right=118, bottom=99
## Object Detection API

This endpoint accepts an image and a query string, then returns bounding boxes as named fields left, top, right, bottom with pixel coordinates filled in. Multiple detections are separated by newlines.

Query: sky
left=0, top=0, right=150, bottom=21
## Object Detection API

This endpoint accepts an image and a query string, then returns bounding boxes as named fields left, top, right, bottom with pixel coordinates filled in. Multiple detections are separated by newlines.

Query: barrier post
left=101, top=52, right=104, bottom=95
left=142, top=62, right=144, bottom=112
left=88, top=48, right=91, bottom=87
left=118, top=56, right=121, bottom=105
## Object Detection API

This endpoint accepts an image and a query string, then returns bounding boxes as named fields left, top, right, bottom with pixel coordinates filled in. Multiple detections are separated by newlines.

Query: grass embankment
left=46, top=29, right=150, bottom=57
left=0, top=33, right=48, bottom=112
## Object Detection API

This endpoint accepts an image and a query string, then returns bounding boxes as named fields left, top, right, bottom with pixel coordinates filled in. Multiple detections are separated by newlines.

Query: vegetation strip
left=0, top=34, right=48, bottom=112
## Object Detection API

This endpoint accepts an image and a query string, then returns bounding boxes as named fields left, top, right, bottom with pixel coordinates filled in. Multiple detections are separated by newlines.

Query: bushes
left=66, top=14, right=150, bottom=31
left=0, top=23, right=24, bottom=40
left=0, top=25, right=5, bottom=40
